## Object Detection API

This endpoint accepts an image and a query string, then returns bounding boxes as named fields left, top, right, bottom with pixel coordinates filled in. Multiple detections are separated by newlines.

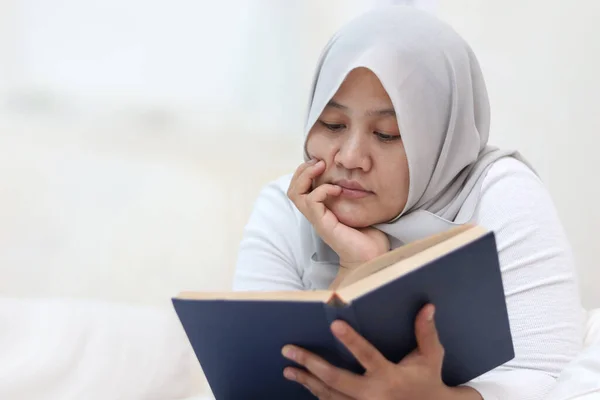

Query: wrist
left=339, top=248, right=386, bottom=269
left=338, top=259, right=366, bottom=270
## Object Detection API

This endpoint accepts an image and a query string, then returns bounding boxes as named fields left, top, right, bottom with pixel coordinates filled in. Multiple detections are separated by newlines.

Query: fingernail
left=283, top=368, right=296, bottom=380
left=282, top=346, right=296, bottom=360
left=331, top=321, right=347, bottom=336
left=427, top=306, right=435, bottom=322
left=307, top=158, right=318, bottom=164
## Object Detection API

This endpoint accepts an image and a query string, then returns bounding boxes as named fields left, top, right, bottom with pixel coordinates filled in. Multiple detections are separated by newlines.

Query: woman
left=233, top=6, right=583, bottom=399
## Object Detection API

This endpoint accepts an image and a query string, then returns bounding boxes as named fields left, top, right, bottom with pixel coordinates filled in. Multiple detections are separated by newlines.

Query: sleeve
left=232, top=177, right=306, bottom=291
left=462, top=160, right=585, bottom=400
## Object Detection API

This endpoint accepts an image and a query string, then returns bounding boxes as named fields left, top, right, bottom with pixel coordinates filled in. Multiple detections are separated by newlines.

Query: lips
left=334, top=179, right=368, bottom=191
left=333, top=179, right=373, bottom=199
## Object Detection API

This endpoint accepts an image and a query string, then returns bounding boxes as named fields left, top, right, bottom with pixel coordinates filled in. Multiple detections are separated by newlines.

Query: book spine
left=323, top=296, right=364, bottom=374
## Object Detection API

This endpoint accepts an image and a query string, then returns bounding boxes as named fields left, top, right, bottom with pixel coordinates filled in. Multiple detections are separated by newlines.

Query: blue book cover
left=172, top=225, right=514, bottom=399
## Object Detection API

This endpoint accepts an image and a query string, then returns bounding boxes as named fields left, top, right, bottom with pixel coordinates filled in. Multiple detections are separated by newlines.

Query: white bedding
left=0, top=298, right=206, bottom=400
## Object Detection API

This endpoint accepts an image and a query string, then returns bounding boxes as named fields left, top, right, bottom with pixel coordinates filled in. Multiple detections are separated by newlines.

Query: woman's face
left=306, top=67, right=410, bottom=228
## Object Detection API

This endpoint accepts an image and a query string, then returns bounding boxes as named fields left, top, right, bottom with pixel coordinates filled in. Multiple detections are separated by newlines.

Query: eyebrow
left=326, top=100, right=396, bottom=117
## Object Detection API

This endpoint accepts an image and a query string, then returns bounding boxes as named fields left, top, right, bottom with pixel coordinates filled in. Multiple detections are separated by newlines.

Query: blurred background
left=0, top=0, right=599, bottom=310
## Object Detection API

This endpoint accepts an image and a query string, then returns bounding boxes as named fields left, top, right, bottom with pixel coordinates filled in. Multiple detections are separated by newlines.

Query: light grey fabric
left=302, top=6, right=531, bottom=266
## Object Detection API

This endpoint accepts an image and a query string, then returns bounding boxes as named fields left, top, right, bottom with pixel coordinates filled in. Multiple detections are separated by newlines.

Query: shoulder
left=481, top=156, right=541, bottom=192
left=267, top=173, right=294, bottom=196
left=252, top=173, right=298, bottom=219
left=472, top=156, right=575, bottom=256
left=244, top=173, right=308, bottom=244
left=233, top=173, right=310, bottom=291
left=475, top=157, right=553, bottom=227
left=473, top=156, right=576, bottom=278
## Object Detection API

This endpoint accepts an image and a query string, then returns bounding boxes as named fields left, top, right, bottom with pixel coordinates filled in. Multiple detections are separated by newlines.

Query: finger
left=290, top=158, right=318, bottom=184
left=414, top=304, right=445, bottom=367
left=288, top=160, right=318, bottom=200
left=282, top=345, right=364, bottom=397
left=289, top=160, right=326, bottom=197
left=331, top=320, right=389, bottom=373
left=306, top=183, right=342, bottom=204
left=283, top=368, right=353, bottom=400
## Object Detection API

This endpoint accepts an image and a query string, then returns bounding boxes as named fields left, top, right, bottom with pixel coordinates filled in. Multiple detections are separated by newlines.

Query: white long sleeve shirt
left=232, top=157, right=584, bottom=399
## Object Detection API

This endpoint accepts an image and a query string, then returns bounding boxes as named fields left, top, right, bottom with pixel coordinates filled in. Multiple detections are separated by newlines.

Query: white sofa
left=0, top=117, right=598, bottom=399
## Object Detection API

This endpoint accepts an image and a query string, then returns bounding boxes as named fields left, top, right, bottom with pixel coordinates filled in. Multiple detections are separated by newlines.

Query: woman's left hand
left=281, top=305, right=481, bottom=400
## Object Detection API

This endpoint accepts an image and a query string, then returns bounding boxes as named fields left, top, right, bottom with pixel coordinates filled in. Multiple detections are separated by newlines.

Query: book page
left=175, top=290, right=333, bottom=302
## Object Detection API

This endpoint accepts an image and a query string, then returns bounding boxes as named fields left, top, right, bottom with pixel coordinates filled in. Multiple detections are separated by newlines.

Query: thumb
left=415, top=304, right=445, bottom=367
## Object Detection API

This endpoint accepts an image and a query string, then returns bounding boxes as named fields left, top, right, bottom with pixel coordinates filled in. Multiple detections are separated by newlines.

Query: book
left=172, top=225, right=514, bottom=400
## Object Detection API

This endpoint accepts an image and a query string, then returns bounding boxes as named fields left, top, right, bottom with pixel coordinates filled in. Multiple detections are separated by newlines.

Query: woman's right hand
left=287, top=159, right=390, bottom=270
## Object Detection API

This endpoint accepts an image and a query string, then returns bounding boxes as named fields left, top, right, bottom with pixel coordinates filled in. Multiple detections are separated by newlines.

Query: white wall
left=1, top=0, right=370, bottom=131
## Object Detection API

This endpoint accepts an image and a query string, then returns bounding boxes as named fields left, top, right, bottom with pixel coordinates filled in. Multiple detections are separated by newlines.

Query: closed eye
left=319, top=120, right=346, bottom=132
left=375, top=132, right=401, bottom=142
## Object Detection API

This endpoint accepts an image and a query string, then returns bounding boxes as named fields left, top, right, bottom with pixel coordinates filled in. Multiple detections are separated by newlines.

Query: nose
left=333, top=128, right=372, bottom=171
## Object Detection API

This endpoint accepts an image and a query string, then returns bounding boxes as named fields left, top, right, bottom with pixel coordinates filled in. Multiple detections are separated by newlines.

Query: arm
left=232, top=176, right=305, bottom=291
left=462, top=159, right=584, bottom=399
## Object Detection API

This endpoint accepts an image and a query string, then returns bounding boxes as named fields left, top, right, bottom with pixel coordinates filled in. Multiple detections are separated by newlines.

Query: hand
left=287, top=159, right=390, bottom=269
left=281, top=305, right=482, bottom=400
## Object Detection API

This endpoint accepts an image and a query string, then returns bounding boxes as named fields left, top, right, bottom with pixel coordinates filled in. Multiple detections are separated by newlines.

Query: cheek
left=378, top=150, right=410, bottom=211
left=306, top=130, right=337, bottom=162
left=392, top=171, right=410, bottom=205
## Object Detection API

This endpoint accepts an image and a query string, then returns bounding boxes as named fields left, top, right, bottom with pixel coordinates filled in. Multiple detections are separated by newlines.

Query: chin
left=328, top=199, right=377, bottom=228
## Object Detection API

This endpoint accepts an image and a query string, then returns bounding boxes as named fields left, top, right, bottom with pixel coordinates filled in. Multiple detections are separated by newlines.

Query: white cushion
left=546, top=309, right=600, bottom=400
left=584, top=309, right=600, bottom=347
left=0, top=297, right=207, bottom=400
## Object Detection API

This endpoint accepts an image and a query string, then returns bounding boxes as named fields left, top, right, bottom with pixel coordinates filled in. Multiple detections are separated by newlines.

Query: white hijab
left=303, top=6, right=530, bottom=273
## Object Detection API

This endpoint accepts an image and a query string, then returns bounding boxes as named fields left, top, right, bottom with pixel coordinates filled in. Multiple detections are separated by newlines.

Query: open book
left=173, top=225, right=514, bottom=400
